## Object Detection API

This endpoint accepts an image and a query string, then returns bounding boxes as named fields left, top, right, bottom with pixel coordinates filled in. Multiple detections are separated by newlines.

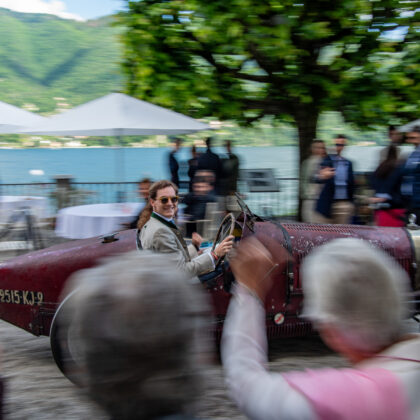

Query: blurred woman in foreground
left=222, top=237, right=420, bottom=420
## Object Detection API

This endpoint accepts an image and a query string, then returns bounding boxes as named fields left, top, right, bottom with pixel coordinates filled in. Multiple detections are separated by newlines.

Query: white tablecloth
left=0, top=196, right=48, bottom=223
left=55, top=202, right=144, bottom=239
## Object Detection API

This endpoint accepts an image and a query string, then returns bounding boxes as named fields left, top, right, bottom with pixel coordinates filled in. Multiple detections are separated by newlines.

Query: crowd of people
left=301, top=125, right=420, bottom=227
left=48, top=131, right=419, bottom=420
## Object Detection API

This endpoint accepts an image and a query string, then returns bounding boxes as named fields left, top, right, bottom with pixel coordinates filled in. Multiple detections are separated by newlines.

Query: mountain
left=0, top=8, right=123, bottom=114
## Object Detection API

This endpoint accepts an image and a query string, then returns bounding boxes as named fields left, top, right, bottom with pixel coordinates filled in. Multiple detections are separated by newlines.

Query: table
left=55, top=202, right=144, bottom=239
left=0, top=196, right=48, bottom=223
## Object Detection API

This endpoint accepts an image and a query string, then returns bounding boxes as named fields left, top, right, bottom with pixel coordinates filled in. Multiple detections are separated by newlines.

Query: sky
left=0, top=0, right=126, bottom=21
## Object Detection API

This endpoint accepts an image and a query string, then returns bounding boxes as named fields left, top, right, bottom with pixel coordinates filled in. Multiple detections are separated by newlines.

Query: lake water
left=0, top=145, right=414, bottom=216
left=0, top=145, right=412, bottom=184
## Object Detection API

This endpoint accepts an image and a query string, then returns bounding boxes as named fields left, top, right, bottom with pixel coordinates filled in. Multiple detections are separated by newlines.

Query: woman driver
left=138, top=180, right=233, bottom=277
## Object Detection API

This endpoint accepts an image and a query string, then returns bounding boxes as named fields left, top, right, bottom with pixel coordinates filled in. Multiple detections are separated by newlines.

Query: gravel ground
left=0, top=229, right=350, bottom=419
left=0, top=319, right=348, bottom=420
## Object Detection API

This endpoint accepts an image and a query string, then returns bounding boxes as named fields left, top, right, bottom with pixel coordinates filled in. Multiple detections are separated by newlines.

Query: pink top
left=284, top=367, right=408, bottom=420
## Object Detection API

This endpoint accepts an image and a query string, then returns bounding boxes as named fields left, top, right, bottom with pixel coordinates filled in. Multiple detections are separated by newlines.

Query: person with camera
left=314, top=135, right=355, bottom=224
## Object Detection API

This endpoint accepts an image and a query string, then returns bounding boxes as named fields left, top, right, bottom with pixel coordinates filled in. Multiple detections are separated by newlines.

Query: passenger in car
left=223, top=237, right=420, bottom=420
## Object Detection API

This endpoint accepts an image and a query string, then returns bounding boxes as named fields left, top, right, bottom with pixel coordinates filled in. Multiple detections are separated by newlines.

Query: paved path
left=0, top=317, right=348, bottom=419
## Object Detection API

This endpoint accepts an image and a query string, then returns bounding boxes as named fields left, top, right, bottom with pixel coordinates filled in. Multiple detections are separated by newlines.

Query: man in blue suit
left=401, top=126, right=420, bottom=223
left=314, top=135, right=355, bottom=224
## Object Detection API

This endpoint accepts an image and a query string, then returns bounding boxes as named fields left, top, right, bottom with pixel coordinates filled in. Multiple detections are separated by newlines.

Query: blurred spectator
left=370, top=145, right=405, bottom=227
left=137, top=180, right=233, bottom=277
left=379, top=125, right=404, bottom=163
left=124, top=177, right=152, bottom=229
left=197, top=137, right=222, bottom=194
left=223, top=237, right=419, bottom=420
left=401, top=125, right=420, bottom=223
left=183, top=179, right=217, bottom=238
left=221, top=140, right=240, bottom=196
left=65, top=251, right=211, bottom=420
left=220, top=140, right=240, bottom=213
left=168, top=137, right=182, bottom=187
left=314, top=135, right=355, bottom=224
left=300, top=139, right=326, bottom=223
left=194, top=169, right=216, bottom=191
left=187, top=145, right=199, bottom=192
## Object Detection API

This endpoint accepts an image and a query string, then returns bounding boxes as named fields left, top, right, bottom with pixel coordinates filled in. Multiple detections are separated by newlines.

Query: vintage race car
left=0, top=198, right=419, bottom=382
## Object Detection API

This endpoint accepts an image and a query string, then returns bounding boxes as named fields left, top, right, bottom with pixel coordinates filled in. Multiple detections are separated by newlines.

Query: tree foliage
left=118, top=0, right=419, bottom=163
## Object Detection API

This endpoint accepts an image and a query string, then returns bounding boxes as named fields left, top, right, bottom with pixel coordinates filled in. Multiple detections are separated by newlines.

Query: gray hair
left=66, top=251, right=210, bottom=420
left=301, top=238, right=410, bottom=352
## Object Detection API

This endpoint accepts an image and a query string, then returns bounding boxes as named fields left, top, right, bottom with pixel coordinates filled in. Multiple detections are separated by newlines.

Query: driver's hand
left=214, top=235, right=234, bottom=258
left=192, top=232, right=203, bottom=249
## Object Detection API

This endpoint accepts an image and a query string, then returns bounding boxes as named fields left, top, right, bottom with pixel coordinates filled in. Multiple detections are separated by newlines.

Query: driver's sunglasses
left=157, top=196, right=179, bottom=204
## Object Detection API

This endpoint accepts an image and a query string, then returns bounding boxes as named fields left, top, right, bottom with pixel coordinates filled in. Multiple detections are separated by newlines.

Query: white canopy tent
left=0, top=101, right=46, bottom=134
left=399, top=119, right=420, bottom=132
left=21, top=92, right=211, bottom=136
left=21, top=93, right=211, bottom=196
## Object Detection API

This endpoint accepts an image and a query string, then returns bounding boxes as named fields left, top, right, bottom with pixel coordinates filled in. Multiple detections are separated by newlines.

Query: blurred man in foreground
left=223, top=237, right=420, bottom=419
left=64, top=251, right=210, bottom=420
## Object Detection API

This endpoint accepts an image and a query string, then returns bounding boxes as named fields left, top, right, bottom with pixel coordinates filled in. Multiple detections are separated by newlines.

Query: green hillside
left=0, top=8, right=122, bottom=114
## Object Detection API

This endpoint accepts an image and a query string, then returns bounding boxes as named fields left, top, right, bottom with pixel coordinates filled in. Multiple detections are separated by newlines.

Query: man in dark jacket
left=197, top=137, right=222, bottom=194
left=221, top=140, right=240, bottom=196
left=168, top=137, right=181, bottom=187
left=401, top=126, right=420, bottom=223
left=314, top=135, right=355, bottom=224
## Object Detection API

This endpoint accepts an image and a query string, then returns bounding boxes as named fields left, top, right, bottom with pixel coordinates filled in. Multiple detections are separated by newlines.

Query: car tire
left=50, top=290, right=85, bottom=386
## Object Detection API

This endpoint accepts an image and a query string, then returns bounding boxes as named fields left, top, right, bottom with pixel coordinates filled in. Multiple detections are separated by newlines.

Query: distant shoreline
left=0, top=142, right=383, bottom=150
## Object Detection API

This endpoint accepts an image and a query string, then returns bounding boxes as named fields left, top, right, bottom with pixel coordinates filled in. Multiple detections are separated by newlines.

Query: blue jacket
left=401, top=148, right=420, bottom=211
left=315, top=155, right=355, bottom=219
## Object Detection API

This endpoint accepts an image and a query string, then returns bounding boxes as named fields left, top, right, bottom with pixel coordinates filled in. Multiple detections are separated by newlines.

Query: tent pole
left=115, top=134, right=126, bottom=202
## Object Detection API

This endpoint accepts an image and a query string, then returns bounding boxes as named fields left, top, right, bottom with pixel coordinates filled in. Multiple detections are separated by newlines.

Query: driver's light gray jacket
left=139, top=216, right=214, bottom=277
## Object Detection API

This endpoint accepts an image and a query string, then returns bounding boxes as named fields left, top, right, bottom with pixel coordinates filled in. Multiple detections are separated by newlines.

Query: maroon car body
left=0, top=209, right=419, bottom=380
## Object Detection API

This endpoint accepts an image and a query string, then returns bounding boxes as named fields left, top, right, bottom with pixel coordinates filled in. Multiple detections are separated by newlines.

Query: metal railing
left=0, top=178, right=299, bottom=217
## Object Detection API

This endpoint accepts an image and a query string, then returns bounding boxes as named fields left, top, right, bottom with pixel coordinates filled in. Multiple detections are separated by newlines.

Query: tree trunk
left=294, top=107, right=319, bottom=221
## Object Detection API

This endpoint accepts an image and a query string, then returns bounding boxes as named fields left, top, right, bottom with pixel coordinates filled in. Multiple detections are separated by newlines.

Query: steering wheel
left=212, top=213, right=235, bottom=268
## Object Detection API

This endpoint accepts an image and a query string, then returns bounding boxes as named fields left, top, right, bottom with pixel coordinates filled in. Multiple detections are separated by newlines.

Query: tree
left=117, top=0, right=419, bottom=165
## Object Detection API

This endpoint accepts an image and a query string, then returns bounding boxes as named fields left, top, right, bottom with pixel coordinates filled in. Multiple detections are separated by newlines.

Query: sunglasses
left=335, top=143, right=345, bottom=147
left=157, top=196, right=179, bottom=204
left=407, top=136, right=420, bottom=140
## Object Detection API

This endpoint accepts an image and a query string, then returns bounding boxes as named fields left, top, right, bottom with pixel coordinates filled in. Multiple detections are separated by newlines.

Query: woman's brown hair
left=374, top=144, right=398, bottom=179
left=137, top=180, right=178, bottom=230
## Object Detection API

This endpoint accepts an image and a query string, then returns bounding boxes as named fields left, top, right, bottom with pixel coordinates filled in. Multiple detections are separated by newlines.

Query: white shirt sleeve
left=221, top=284, right=315, bottom=420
